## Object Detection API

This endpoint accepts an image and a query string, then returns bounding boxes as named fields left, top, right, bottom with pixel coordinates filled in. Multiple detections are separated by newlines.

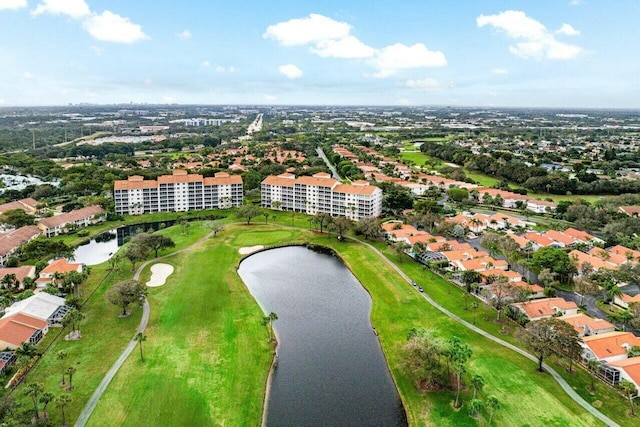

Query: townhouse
left=510, top=297, right=579, bottom=321
left=37, top=205, right=106, bottom=237
left=114, top=170, right=243, bottom=215
left=0, top=225, right=41, bottom=266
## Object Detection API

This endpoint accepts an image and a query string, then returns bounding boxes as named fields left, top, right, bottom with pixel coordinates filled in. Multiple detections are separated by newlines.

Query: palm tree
left=55, top=394, right=72, bottom=426
left=57, top=351, right=68, bottom=385
left=471, top=301, right=479, bottom=325
left=485, top=396, right=501, bottom=425
left=268, top=312, right=278, bottom=342
left=618, top=379, right=637, bottom=416
left=23, top=382, right=44, bottom=419
left=587, top=359, right=600, bottom=392
left=15, top=342, right=37, bottom=359
left=39, top=392, right=54, bottom=418
left=471, top=374, right=484, bottom=399
left=135, top=332, right=147, bottom=362
left=468, top=398, right=483, bottom=418
left=65, top=366, right=76, bottom=391
left=72, top=309, right=86, bottom=334
left=618, top=310, right=633, bottom=331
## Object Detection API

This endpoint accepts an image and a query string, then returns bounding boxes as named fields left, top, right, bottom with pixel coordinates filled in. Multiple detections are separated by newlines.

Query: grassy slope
left=12, top=223, right=211, bottom=425
left=89, top=226, right=598, bottom=427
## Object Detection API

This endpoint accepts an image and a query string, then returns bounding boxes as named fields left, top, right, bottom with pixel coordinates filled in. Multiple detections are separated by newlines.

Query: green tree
left=134, top=233, right=176, bottom=257
left=55, top=394, right=72, bottom=427
left=468, top=398, right=483, bottom=418
left=531, top=247, right=576, bottom=283
left=23, top=382, right=44, bottom=419
left=400, top=328, right=447, bottom=389
left=135, top=332, right=147, bottom=362
left=356, top=217, right=382, bottom=240
left=461, top=271, right=481, bottom=293
left=313, top=212, right=332, bottom=233
left=0, top=209, right=35, bottom=227
left=57, top=351, right=68, bottom=385
left=447, top=187, right=469, bottom=203
left=65, top=366, right=76, bottom=391
left=446, top=336, right=472, bottom=408
left=471, top=374, right=484, bottom=399
left=485, top=396, right=501, bottom=425
left=205, top=221, right=224, bottom=236
left=124, top=242, right=150, bottom=272
left=106, top=280, right=148, bottom=317
left=618, top=379, right=637, bottom=416
left=329, top=216, right=352, bottom=240
left=587, top=359, right=600, bottom=392
left=236, top=204, right=261, bottom=225
left=39, top=392, right=54, bottom=418
left=516, top=318, right=578, bottom=372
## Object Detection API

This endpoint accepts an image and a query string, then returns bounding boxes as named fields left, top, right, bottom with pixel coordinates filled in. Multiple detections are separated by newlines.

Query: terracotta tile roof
left=512, top=280, right=544, bottom=293
left=158, top=172, right=204, bottom=184
left=543, top=230, right=576, bottom=246
left=480, top=269, right=522, bottom=280
left=458, top=257, right=505, bottom=271
left=608, top=245, right=640, bottom=262
left=262, top=175, right=296, bottom=187
left=203, top=173, right=242, bottom=186
left=441, top=249, right=488, bottom=261
left=620, top=293, right=640, bottom=304
left=559, top=313, right=615, bottom=335
left=114, top=178, right=158, bottom=190
left=295, top=175, right=338, bottom=188
left=0, top=266, right=35, bottom=283
left=0, top=314, right=46, bottom=347
left=38, top=206, right=105, bottom=229
left=524, top=232, right=555, bottom=247
left=564, top=228, right=596, bottom=242
left=512, top=297, right=578, bottom=319
left=608, top=356, right=640, bottom=388
left=619, top=206, right=640, bottom=216
left=40, top=258, right=83, bottom=275
left=333, top=183, right=379, bottom=196
left=569, top=250, right=618, bottom=272
left=508, top=234, right=532, bottom=249
left=582, top=332, right=640, bottom=360
left=0, top=198, right=39, bottom=214
left=0, top=226, right=41, bottom=257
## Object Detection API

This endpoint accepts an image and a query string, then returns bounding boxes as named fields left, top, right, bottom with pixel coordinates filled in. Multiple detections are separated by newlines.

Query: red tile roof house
left=0, top=313, right=48, bottom=350
left=558, top=313, right=615, bottom=338
left=37, top=205, right=105, bottom=237
left=0, top=198, right=39, bottom=215
left=0, top=225, right=42, bottom=266
left=36, top=258, right=83, bottom=288
left=607, top=357, right=640, bottom=396
left=613, top=293, right=640, bottom=310
left=510, top=297, right=578, bottom=321
left=581, top=331, right=640, bottom=363
left=0, top=266, right=36, bottom=290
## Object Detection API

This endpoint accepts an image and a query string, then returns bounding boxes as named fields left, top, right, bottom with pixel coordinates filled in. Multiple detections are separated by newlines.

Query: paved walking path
left=352, top=237, right=619, bottom=427
left=75, top=231, right=216, bottom=427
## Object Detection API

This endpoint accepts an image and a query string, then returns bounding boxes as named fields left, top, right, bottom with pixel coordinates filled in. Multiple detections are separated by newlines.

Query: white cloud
left=406, top=78, right=452, bottom=91
left=228, top=66, right=236, bottom=73
left=491, top=68, right=508, bottom=75
left=82, top=11, right=149, bottom=43
left=370, top=43, right=446, bottom=78
left=0, top=0, right=27, bottom=11
left=23, top=71, right=35, bottom=79
left=264, top=94, right=278, bottom=101
left=278, top=64, right=303, bottom=79
left=177, top=29, right=191, bottom=40
left=32, top=0, right=90, bottom=18
left=89, top=45, right=104, bottom=55
left=202, top=61, right=211, bottom=67
left=556, top=23, right=580, bottom=36
left=264, top=13, right=351, bottom=46
left=477, top=10, right=583, bottom=60
left=144, top=79, right=152, bottom=86
left=309, top=35, right=375, bottom=59
left=569, top=0, right=581, bottom=5
left=215, top=65, right=225, bottom=72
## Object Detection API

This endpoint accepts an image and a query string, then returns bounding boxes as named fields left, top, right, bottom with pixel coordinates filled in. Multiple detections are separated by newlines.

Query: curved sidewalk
left=352, top=237, right=619, bottom=427
left=75, top=231, right=215, bottom=427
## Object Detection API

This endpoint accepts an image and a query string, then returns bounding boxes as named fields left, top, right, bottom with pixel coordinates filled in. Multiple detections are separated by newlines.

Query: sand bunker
left=146, top=263, right=174, bottom=287
left=239, top=245, right=264, bottom=255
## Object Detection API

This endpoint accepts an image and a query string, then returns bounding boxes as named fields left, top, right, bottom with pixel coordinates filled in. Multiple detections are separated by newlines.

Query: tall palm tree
left=55, top=394, right=72, bottom=427
left=39, top=392, right=54, bottom=417
left=471, top=374, right=484, bottom=399
left=268, top=312, right=278, bottom=342
left=65, top=367, right=76, bottom=391
left=23, top=382, right=44, bottom=419
left=587, top=359, right=600, bottom=391
left=57, top=351, right=68, bottom=385
left=135, top=332, right=147, bottom=362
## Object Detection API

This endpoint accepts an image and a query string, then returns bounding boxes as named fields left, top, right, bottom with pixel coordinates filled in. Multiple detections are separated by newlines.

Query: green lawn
left=11, top=223, right=212, bottom=425
left=90, top=226, right=600, bottom=426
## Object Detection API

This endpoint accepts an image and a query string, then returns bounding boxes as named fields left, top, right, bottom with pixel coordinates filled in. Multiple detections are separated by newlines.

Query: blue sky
left=0, top=0, right=638, bottom=108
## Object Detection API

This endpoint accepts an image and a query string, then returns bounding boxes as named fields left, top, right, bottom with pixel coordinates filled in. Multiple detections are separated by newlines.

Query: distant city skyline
left=1, top=0, right=638, bottom=108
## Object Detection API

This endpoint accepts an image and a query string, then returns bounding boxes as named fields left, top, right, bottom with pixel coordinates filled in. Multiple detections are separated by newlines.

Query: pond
left=238, top=246, right=407, bottom=427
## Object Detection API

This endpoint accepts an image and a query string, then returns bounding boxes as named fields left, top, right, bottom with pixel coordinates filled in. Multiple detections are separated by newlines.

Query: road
left=316, top=147, right=341, bottom=180
left=351, top=236, right=619, bottom=427
left=247, top=113, right=263, bottom=135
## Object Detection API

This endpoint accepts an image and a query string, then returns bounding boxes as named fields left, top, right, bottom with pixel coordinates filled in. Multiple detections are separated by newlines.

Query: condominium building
left=261, top=172, right=382, bottom=220
left=114, top=170, right=243, bottom=215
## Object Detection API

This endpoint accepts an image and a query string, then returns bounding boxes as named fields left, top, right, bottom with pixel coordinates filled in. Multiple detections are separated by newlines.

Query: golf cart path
left=75, top=230, right=216, bottom=427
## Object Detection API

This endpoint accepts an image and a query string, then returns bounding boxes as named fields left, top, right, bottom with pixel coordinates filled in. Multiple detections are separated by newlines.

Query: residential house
left=569, top=250, right=618, bottom=275
left=37, top=205, right=106, bottom=237
left=510, top=297, right=578, bottom=321
left=36, top=258, right=83, bottom=288
left=581, top=332, right=640, bottom=363
left=0, top=198, right=39, bottom=215
left=559, top=313, right=615, bottom=337
left=606, top=357, right=640, bottom=395
left=613, top=293, right=640, bottom=310
left=0, top=225, right=41, bottom=266
left=618, top=206, right=640, bottom=217
left=608, top=245, right=640, bottom=264
left=523, top=232, right=555, bottom=249
left=0, top=313, right=48, bottom=349
left=2, top=292, right=69, bottom=326
left=564, top=228, right=605, bottom=246
left=0, top=266, right=36, bottom=290
left=454, top=256, right=508, bottom=272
